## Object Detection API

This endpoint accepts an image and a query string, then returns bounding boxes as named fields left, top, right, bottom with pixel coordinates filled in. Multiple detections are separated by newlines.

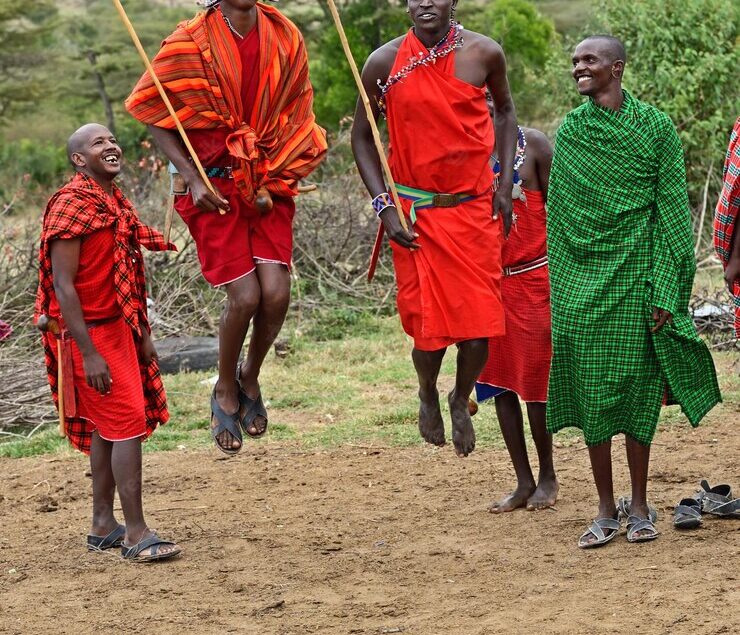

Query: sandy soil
left=1, top=413, right=738, bottom=635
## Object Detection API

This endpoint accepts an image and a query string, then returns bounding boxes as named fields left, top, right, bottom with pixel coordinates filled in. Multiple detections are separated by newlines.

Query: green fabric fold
left=546, top=91, right=720, bottom=446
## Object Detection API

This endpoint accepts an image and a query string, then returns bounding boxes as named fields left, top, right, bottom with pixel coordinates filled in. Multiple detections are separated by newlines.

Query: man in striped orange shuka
left=126, top=0, right=327, bottom=455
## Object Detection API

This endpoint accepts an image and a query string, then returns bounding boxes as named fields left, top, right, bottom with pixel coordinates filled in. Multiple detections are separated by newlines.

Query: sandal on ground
left=705, top=497, right=740, bottom=519
left=694, top=480, right=738, bottom=517
left=87, top=524, right=125, bottom=551
left=210, top=388, right=242, bottom=455
left=236, top=361, right=268, bottom=437
left=121, top=532, right=181, bottom=563
left=673, top=498, right=702, bottom=529
left=578, top=517, right=622, bottom=549
left=626, top=515, right=659, bottom=543
left=617, top=496, right=657, bottom=523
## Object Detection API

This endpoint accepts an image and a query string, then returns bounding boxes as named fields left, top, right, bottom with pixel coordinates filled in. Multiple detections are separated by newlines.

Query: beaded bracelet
left=371, top=192, right=394, bottom=217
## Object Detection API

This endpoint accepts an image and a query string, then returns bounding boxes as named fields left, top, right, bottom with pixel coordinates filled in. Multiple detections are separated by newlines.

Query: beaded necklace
left=377, top=21, right=464, bottom=116
left=220, top=6, right=244, bottom=39
left=493, top=126, right=527, bottom=202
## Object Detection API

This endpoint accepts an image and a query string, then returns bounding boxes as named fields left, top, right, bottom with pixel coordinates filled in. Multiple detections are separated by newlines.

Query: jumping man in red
left=127, top=0, right=327, bottom=454
left=35, top=124, right=180, bottom=562
left=474, top=108, right=558, bottom=511
left=352, top=0, right=517, bottom=457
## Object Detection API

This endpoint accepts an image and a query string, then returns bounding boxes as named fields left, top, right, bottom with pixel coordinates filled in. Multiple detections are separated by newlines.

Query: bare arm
left=485, top=41, right=517, bottom=237
left=50, top=238, right=111, bottom=394
left=530, top=131, right=553, bottom=203
left=350, top=44, right=419, bottom=250
left=147, top=125, right=229, bottom=213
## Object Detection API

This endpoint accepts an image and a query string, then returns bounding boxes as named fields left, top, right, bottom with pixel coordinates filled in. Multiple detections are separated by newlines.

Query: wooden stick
left=110, top=0, right=226, bottom=215
left=164, top=192, right=175, bottom=244
left=325, top=0, right=407, bottom=232
left=40, top=317, right=66, bottom=437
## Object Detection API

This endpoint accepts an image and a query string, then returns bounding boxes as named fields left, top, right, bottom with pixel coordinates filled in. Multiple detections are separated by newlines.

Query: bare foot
left=448, top=390, right=475, bottom=457
left=526, top=477, right=559, bottom=511
left=418, top=389, right=445, bottom=446
left=488, top=484, right=536, bottom=513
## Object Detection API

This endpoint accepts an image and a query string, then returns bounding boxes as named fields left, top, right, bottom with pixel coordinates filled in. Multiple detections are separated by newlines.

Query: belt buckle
left=432, top=193, right=460, bottom=207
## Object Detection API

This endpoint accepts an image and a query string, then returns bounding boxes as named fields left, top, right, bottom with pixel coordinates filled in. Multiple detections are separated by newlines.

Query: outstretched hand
left=651, top=307, right=673, bottom=333
left=379, top=206, right=420, bottom=250
left=492, top=188, right=513, bottom=238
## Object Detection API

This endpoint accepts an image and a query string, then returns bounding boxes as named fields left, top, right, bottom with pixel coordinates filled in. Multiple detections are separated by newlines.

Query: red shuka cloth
left=35, top=173, right=174, bottom=454
left=713, top=117, right=740, bottom=337
left=175, top=25, right=295, bottom=286
left=385, top=28, right=504, bottom=350
left=478, top=189, right=551, bottom=402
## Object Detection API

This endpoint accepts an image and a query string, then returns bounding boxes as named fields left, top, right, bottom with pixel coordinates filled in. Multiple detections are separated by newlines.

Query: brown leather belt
left=503, top=255, right=548, bottom=277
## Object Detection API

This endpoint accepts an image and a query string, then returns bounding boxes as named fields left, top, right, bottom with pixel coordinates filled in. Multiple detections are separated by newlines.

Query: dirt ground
left=1, top=412, right=738, bottom=635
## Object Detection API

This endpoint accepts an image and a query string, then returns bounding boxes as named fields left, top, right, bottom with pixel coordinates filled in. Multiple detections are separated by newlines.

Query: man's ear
left=612, top=59, right=625, bottom=80
left=70, top=152, right=86, bottom=168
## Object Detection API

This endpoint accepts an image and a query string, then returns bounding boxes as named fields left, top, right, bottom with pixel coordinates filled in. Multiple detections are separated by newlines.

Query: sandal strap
left=88, top=524, right=125, bottom=550
left=674, top=504, right=701, bottom=519
left=626, top=516, right=658, bottom=540
left=582, top=517, right=621, bottom=542
left=121, top=533, right=175, bottom=559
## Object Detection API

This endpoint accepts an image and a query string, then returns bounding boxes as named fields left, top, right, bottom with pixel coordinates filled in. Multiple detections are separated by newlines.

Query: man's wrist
left=372, top=192, right=394, bottom=217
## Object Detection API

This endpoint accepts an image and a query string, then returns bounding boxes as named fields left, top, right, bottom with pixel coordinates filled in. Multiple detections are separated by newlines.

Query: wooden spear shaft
left=110, top=0, right=226, bottom=221
left=325, top=0, right=408, bottom=232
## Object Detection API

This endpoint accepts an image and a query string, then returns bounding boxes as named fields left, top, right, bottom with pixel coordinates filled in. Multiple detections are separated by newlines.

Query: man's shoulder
left=559, top=102, right=590, bottom=126
left=365, top=35, right=407, bottom=73
left=633, top=98, right=674, bottom=134
left=461, top=29, right=503, bottom=56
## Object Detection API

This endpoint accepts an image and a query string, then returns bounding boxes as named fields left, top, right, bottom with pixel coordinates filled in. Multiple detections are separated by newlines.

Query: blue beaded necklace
left=493, top=126, right=527, bottom=201
left=377, top=21, right=464, bottom=117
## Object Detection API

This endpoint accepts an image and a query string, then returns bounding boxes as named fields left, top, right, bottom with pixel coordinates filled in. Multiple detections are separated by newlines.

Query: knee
left=259, top=285, right=291, bottom=316
left=227, top=287, right=260, bottom=317
left=460, top=338, right=488, bottom=355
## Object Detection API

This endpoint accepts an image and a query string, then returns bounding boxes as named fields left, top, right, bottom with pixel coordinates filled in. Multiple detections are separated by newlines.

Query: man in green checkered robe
left=547, top=35, right=721, bottom=548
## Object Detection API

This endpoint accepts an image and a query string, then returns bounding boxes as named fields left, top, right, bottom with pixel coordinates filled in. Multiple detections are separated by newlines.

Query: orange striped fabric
left=125, top=3, right=327, bottom=203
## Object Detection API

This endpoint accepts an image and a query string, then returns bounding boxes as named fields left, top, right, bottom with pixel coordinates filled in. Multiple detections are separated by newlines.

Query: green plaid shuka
left=546, top=91, right=721, bottom=446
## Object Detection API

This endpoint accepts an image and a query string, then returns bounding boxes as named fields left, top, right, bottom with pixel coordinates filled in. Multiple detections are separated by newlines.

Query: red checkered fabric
left=35, top=173, right=175, bottom=454
left=713, top=117, right=740, bottom=337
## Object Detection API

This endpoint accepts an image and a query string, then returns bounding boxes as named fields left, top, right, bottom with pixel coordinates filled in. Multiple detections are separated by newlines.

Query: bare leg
left=112, top=438, right=179, bottom=557
left=412, top=347, right=447, bottom=446
left=625, top=435, right=653, bottom=537
left=489, top=391, right=535, bottom=512
left=239, top=263, right=291, bottom=435
left=89, top=431, right=120, bottom=536
left=449, top=338, right=488, bottom=457
left=213, top=272, right=261, bottom=450
left=581, top=440, right=617, bottom=546
left=525, top=401, right=559, bottom=510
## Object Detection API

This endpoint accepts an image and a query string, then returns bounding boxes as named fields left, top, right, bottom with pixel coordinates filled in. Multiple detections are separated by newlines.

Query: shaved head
left=66, top=123, right=112, bottom=165
left=580, top=35, right=627, bottom=65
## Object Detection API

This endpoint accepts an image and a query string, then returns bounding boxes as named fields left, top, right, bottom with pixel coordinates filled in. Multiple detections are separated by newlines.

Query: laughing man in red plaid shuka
left=35, top=124, right=181, bottom=562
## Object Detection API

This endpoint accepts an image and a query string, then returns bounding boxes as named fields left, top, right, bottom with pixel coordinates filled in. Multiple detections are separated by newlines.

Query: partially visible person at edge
left=473, top=95, right=558, bottom=512
left=713, top=116, right=740, bottom=338
left=351, top=0, right=517, bottom=458
left=547, top=36, right=721, bottom=548
left=35, top=124, right=181, bottom=562
left=126, top=0, right=327, bottom=455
